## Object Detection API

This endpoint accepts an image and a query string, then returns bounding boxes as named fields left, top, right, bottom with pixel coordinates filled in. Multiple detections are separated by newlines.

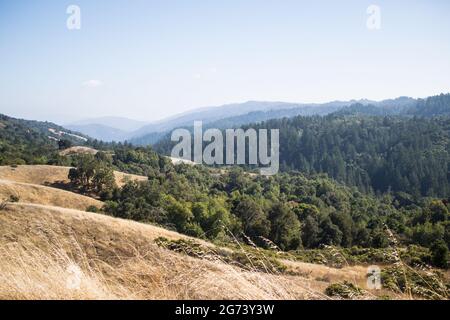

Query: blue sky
left=1, top=0, right=449, bottom=123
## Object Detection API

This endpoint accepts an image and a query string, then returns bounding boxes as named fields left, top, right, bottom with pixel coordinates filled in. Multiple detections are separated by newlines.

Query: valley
left=1, top=93, right=449, bottom=300
left=0, top=164, right=381, bottom=300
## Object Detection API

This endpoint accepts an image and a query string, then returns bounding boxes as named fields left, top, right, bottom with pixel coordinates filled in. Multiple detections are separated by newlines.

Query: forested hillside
left=254, top=115, right=450, bottom=197
left=154, top=94, right=450, bottom=198
left=0, top=114, right=88, bottom=165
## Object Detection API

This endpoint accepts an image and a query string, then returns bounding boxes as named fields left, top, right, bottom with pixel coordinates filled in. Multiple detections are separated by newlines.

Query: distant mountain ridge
left=65, top=123, right=129, bottom=142
left=126, top=99, right=392, bottom=145
left=67, top=116, right=148, bottom=132
left=63, top=94, right=450, bottom=145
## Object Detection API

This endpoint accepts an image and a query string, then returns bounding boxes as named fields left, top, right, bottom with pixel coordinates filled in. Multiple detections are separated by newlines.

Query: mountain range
left=62, top=97, right=417, bottom=144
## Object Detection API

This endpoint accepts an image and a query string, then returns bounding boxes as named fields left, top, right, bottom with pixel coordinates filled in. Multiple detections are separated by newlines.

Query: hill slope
left=0, top=113, right=89, bottom=165
left=0, top=202, right=335, bottom=299
left=0, top=165, right=148, bottom=188
left=0, top=179, right=103, bottom=211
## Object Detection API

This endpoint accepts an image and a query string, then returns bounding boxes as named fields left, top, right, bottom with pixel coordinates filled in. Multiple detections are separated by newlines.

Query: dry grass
left=0, top=179, right=103, bottom=211
left=0, top=203, right=328, bottom=300
left=59, top=146, right=98, bottom=156
left=0, top=165, right=147, bottom=187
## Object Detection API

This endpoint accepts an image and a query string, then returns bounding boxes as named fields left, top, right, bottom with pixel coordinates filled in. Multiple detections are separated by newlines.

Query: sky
left=0, top=0, right=450, bottom=124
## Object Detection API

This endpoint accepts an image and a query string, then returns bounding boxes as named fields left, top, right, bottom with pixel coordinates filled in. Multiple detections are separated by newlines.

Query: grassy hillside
left=0, top=165, right=147, bottom=188
left=0, top=202, right=332, bottom=300
left=0, top=179, right=103, bottom=211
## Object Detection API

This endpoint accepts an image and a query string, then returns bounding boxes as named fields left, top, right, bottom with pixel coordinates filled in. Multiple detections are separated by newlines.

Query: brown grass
left=0, top=179, right=103, bottom=211
left=0, top=203, right=328, bottom=300
left=59, top=146, right=98, bottom=156
left=0, top=165, right=147, bottom=187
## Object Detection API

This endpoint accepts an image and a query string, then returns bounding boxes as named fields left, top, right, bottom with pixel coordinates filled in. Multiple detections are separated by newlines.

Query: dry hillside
left=0, top=179, right=103, bottom=211
left=0, top=202, right=338, bottom=300
left=59, top=146, right=98, bottom=156
left=0, top=165, right=148, bottom=187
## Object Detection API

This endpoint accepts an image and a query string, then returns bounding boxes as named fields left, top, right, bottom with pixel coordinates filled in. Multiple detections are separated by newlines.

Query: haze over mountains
left=63, top=96, right=424, bottom=144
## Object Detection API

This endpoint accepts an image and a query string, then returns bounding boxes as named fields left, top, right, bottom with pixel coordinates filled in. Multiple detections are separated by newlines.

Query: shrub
left=154, top=237, right=287, bottom=274
left=325, top=281, right=364, bottom=299
left=9, top=195, right=20, bottom=203
left=430, top=240, right=448, bottom=269
left=86, top=205, right=100, bottom=213
left=382, top=266, right=449, bottom=299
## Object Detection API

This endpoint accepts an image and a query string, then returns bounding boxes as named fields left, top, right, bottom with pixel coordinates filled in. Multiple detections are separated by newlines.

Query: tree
left=68, top=155, right=96, bottom=188
left=371, top=229, right=389, bottom=248
left=268, top=203, right=301, bottom=250
left=428, top=200, right=449, bottom=223
left=58, top=139, right=72, bottom=150
left=233, top=197, right=271, bottom=240
left=430, top=240, right=448, bottom=268
left=68, top=154, right=117, bottom=196
left=162, top=195, right=194, bottom=233
left=301, top=215, right=320, bottom=248
left=93, top=164, right=116, bottom=193
left=330, top=211, right=353, bottom=247
left=319, top=217, right=343, bottom=246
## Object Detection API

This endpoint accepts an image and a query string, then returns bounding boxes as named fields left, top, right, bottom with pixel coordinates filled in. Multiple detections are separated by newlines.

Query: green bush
left=86, top=205, right=100, bottom=213
left=9, top=195, right=20, bottom=203
left=325, top=281, right=364, bottom=299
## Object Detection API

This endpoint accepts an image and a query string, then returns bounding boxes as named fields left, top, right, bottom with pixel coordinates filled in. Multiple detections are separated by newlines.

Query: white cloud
left=82, top=79, right=103, bottom=88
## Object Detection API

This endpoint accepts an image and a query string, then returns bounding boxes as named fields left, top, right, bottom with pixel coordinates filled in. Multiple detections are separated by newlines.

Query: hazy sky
left=1, top=0, right=450, bottom=123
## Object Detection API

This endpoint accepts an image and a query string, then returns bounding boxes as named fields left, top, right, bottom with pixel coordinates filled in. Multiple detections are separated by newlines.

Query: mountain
left=141, top=97, right=420, bottom=147
left=61, top=94, right=450, bottom=146
left=67, top=116, right=148, bottom=132
left=128, top=99, right=379, bottom=145
left=406, top=93, right=450, bottom=117
left=65, top=123, right=129, bottom=142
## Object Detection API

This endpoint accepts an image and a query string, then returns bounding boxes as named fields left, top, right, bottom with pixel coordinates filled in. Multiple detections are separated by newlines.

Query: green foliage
left=381, top=266, right=449, bottom=299
left=431, top=240, right=448, bottom=269
left=68, top=154, right=117, bottom=196
left=58, top=139, right=72, bottom=150
left=325, top=281, right=364, bottom=299
left=268, top=202, right=301, bottom=250
left=0, top=113, right=87, bottom=165
left=242, top=115, right=450, bottom=197
left=86, top=205, right=100, bottom=213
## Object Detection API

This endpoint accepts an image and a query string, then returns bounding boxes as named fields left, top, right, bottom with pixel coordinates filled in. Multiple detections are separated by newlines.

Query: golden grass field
left=0, top=179, right=103, bottom=211
left=0, top=165, right=148, bottom=187
left=0, top=165, right=396, bottom=300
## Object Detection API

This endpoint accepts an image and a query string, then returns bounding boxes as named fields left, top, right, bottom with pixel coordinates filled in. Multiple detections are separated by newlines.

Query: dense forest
left=154, top=94, right=450, bottom=198
left=251, top=115, right=450, bottom=197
